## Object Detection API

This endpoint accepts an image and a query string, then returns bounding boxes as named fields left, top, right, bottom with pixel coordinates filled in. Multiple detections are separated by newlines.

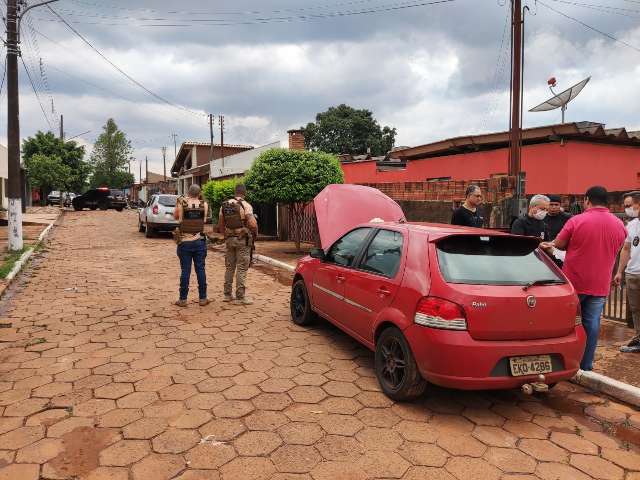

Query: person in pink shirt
left=542, top=186, right=626, bottom=371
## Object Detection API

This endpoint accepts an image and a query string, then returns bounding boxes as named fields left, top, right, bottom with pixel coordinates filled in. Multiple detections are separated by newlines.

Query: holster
left=172, top=228, right=183, bottom=245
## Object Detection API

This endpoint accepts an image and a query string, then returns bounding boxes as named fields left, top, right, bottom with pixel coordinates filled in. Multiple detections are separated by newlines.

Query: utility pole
left=6, top=0, right=59, bottom=250
left=145, top=156, right=148, bottom=184
left=219, top=115, right=225, bottom=170
left=208, top=114, right=214, bottom=166
left=161, top=147, right=167, bottom=182
left=59, top=114, right=64, bottom=208
left=7, top=0, right=22, bottom=250
left=171, top=133, right=178, bottom=161
left=509, top=0, right=523, bottom=184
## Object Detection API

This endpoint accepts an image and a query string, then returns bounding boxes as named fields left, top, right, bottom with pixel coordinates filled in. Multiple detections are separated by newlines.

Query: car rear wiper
left=522, top=279, right=565, bottom=291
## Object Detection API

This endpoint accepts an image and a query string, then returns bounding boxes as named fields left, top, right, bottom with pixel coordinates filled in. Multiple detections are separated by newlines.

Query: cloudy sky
left=4, top=0, right=640, bottom=179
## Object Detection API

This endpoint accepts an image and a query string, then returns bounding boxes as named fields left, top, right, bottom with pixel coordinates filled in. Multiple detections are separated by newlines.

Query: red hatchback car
left=290, top=185, right=586, bottom=401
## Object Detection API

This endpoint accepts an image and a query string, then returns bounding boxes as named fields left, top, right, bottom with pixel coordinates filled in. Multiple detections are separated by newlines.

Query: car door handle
left=336, top=275, right=346, bottom=284
left=377, top=287, right=391, bottom=297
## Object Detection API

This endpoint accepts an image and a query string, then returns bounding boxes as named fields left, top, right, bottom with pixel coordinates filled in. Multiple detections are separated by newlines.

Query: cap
left=548, top=194, right=561, bottom=203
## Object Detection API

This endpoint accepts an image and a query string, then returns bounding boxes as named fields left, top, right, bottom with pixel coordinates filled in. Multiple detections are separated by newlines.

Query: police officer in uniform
left=545, top=194, right=572, bottom=241
left=173, top=184, right=209, bottom=307
left=218, top=184, right=258, bottom=305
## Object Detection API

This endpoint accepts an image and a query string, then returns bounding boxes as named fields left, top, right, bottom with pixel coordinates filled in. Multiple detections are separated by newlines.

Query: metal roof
left=388, top=122, right=640, bottom=161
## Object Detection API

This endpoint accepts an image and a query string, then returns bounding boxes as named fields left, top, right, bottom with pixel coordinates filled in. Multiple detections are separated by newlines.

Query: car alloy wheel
left=375, top=327, right=427, bottom=401
left=290, top=279, right=316, bottom=326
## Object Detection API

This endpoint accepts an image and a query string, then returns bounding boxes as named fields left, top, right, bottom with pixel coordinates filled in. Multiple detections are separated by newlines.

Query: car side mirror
left=309, top=248, right=325, bottom=260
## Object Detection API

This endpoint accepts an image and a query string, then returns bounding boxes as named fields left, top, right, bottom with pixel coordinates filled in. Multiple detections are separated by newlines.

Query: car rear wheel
left=145, top=223, right=154, bottom=238
left=290, top=279, right=316, bottom=326
left=73, top=204, right=82, bottom=211
left=115, top=207, right=123, bottom=212
left=89, top=205, right=97, bottom=210
left=375, top=327, right=427, bottom=401
left=98, top=201, right=109, bottom=211
left=138, top=220, right=145, bottom=232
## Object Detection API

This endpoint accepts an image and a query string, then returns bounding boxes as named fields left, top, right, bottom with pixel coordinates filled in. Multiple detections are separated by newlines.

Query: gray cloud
left=3, top=0, right=638, bottom=178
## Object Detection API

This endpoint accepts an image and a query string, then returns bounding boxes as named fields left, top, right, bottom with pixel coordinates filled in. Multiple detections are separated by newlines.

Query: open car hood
left=314, top=184, right=406, bottom=250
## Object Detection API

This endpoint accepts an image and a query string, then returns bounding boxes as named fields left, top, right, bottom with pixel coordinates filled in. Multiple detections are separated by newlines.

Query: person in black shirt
left=545, top=194, right=571, bottom=240
left=511, top=194, right=550, bottom=239
left=451, top=185, right=484, bottom=228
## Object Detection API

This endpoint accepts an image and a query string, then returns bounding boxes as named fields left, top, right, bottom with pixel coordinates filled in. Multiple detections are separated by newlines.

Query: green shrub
left=202, top=177, right=245, bottom=223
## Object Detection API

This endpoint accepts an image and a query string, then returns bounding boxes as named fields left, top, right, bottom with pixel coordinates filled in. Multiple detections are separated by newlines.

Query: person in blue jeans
left=173, top=184, right=209, bottom=307
left=543, top=186, right=626, bottom=371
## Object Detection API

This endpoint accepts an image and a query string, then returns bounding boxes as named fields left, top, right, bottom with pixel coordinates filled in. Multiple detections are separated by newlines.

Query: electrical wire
left=547, top=0, right=640, bottom=18
left=537, top=0, right=640, bottom=53
left=38, top=0, right=457, bottom=27
left=46, top=5, right=208, bottom=119
left=20, top=55, right=53, bottom=130
left=482, top=1, right=511, bottom=131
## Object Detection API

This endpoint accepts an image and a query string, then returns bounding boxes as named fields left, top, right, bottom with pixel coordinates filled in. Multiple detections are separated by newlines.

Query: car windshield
left=436, top=235, right=564, bottom=286
left=158, top=195, right=177, bottom=207
left=49, top=191, right=60, bottom=196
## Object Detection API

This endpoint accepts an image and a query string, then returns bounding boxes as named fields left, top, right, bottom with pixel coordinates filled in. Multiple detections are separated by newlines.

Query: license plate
left=509, top=355, right=552, bottom=377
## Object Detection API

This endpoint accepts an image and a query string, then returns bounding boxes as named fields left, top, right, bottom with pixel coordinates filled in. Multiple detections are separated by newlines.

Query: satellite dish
left=529, top=76, right=591, bottom=123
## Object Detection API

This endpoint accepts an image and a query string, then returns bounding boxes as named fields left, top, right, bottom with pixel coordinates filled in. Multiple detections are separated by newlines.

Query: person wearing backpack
left=218, top=184, right=258, bottom=305
left=173, top=184, right=209, bottom=307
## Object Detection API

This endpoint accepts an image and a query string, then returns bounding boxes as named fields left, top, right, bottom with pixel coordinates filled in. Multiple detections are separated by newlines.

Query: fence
left=604, top=284, right=630, bottom=324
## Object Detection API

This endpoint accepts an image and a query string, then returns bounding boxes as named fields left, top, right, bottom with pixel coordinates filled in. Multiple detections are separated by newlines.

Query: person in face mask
left=614, top=192, right=640, bottom=353
left=511, top=194, right=550, bottom=239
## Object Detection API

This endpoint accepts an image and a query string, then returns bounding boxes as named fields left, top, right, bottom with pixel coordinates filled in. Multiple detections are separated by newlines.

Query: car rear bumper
left=147, top=221, right=179, bottom=231
left=404, top=324, right=587, bottom=390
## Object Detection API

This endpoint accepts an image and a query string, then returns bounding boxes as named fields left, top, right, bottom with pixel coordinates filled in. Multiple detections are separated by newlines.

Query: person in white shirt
left=614, top=191, right=640, bottom=352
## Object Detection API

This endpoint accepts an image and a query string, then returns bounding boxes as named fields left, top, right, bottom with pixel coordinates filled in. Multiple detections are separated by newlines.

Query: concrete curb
left=253, top=253, right=296, bottom=273
left=4, top=221, right=56, bottom=285
left=572, top=370, right=640, bottom=407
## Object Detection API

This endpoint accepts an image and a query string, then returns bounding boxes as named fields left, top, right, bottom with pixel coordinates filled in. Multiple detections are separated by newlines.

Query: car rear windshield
left=110, top=190, right=124, bottom=196
left=158, top=195, right=177, bottom=207
left=436, top=235, right=564, bottom=286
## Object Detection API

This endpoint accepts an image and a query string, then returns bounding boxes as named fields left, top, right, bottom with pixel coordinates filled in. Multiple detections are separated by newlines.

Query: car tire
left=290, top=279, right=316, bottom=326
left=98, top=201, right=109, bottom=211
left=89, top=205, right=97, bottom=211
left=115, top=207, right=123, bottom=212
left=138, top=220, right=145, bottom=233
left=375, top=326, right=427, bottom=401
left=145, top=223, right=154, bottom=238
left=73, top=204, right=82, bottom=211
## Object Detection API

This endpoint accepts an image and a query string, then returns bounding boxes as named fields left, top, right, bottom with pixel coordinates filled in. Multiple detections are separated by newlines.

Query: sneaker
left=223, top=294, right=234, bottom=303
left=175, top=299, right=188, bottom=307
left=199, top=298, right=210, bottom=307
left=233, top=297, right=253, bottom=306
left=626, top=335, right=640, bottom=347
left=620, top=344, right=640, bottom=353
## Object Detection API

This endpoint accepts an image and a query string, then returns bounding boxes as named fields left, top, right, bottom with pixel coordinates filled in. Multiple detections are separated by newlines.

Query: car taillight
left=414, top=297, right=467, bottom=331
left=152, top=205, right=159, bottom=215
left=575, top=301, right=582, bottom=326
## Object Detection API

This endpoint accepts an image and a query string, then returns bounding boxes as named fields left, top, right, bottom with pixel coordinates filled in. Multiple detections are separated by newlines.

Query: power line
left=537, top=0, right=640, bottom=53
left=20, top=55, right=53, bottom=130
left=46, top=5, right=208, bottom=119
left=547, top=0, right=640, bottom=18
left=38, top=0, right=457, bottom=27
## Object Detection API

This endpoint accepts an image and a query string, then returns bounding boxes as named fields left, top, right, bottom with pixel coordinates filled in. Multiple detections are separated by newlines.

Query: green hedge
left=202, top=177, right=246, bottom=223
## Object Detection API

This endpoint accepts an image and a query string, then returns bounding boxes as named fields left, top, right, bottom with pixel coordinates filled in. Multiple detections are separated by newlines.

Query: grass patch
left=0, top=246, right=32, bottom=279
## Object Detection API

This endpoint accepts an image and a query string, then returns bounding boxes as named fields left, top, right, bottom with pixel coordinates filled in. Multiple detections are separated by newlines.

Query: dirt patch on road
left=593, top=320, right=640, bottom=386
left=48, top=427, right=115, bottom=478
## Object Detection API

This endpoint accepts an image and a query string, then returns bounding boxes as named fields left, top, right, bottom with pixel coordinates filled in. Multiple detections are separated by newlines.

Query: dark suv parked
left=72, top=188, right=127, bottom=212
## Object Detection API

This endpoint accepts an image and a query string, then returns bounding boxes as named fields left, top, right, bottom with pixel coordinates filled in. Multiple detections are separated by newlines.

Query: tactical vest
left=221, top=198, right=248, bottom=237
left=179, top=197, right=205, bottom=235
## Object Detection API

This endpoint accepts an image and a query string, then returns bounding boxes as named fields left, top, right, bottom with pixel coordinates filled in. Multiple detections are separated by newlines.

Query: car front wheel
left=375, top=327, right=427, bottom=401
left=290, top=279, right=316, bottom=326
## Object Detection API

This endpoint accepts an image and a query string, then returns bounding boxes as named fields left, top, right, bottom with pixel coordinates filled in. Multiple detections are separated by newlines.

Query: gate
left=253, top=203, right=277, bottom=238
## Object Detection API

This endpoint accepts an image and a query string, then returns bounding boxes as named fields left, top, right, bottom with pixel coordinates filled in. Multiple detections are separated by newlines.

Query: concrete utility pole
left=145, top=156, right=148, bottom=184
left=6, top=0, right=59, bottom=250
left=208, top=114, right=214, bottom=166
left=509, top=0, right=523, bottom=181
left=219, top=115, right=225, bottom=170
left=171, top=133, right=178, bottom=161
left=161, top=147, right=167, bottom=182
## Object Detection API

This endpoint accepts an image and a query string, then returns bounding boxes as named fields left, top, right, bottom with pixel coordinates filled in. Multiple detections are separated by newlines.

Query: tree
left=245, top=148, right=343, bottom=251
left=24, top=154, right=71, bottom=204
left=302, top=104, right=397, bottom=156
left=90, top=118, right=134, bottom=188
left=22, top=131, right=89, bottom=193
left=202, top=177, right=246, bottom=224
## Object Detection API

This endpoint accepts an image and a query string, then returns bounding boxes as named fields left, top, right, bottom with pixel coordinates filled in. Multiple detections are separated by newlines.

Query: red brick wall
left=288, top=130, right=305, bottom=151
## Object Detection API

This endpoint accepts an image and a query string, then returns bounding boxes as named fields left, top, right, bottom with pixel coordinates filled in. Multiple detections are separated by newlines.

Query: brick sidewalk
left=0, top=210, right=637, bottom=480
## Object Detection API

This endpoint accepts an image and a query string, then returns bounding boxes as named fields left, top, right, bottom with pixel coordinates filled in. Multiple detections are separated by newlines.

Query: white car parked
left=138, top=194, right=179, bottom=237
